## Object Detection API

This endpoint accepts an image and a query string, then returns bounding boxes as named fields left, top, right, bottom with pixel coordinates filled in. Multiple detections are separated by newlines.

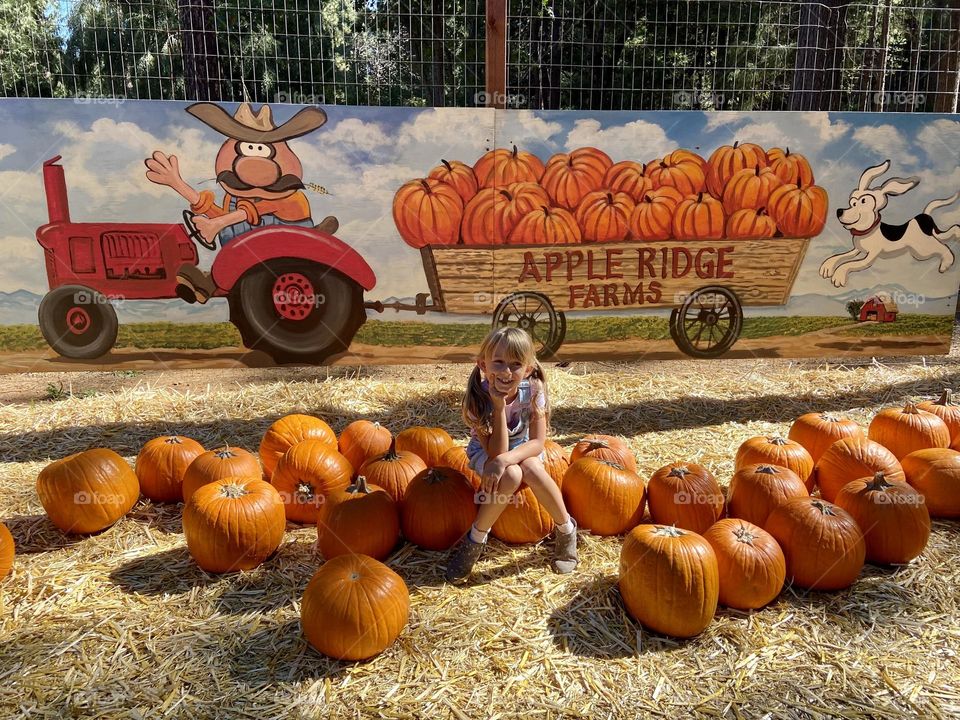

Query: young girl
left=445, top=327, right=578, bottom=584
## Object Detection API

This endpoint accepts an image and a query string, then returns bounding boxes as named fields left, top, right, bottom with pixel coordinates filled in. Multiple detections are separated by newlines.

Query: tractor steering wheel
left=182, top=210, right=218, bottom=251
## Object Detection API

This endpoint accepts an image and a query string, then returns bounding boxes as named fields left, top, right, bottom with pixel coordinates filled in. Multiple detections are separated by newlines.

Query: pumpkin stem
left=606, top=192, right=614, bottom=204
left=541, top=205, right=551, bottom=216
left=733, top=524, right=757, bottom=544
left=768, top=436, right=788, bottom=445
left=441, top=159, right=452, bottom=171
left=511, top=144, right=519, bottom=157
left=810, top=499, right=837, bottom=515
left=498, top=189, right=514, bottom=201
left=419, top=179, right=431, bottom=192
left=296, top=481, right=315, bottom=500
left=867, top=471, right=893, bottom=491
left=756, top=465, right=778, bottom=475
left=165, top=436, right=183, bottom=444
left=652, top=525, right=685, bottom=538
left=599, top=460, right=625, bottom=470
left=696, top=191, right=703, bottom=202
left=352, top=475, right=372, bottom=494
left=584, top=438, right=610, bottom=450
left=643, top=195, right=653, bottom=204
left=667, top=466, right=690, bottom=478
left=660, top=160, right=667, bottom=168
left=219, top=482, right=249, bottom=499
left=733, top=140, right=740, bottom=148
left=754, top=166, right=760, bottom=177
left=757, top=207, right=767, bottom=216
left=936, top=389, right=952, bottom=406
left=903, top=402, right=920, bottom=414
left=215, top=447, right=236, bottom=459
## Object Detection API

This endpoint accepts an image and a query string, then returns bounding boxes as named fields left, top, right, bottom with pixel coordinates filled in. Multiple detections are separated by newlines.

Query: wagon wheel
left=492, top=292, right=565, bottom=360
left=669, top=286, right=743, bottom=359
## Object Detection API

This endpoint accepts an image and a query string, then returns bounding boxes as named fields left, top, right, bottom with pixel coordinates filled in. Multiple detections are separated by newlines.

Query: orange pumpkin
left=703, top=518, right=785, bottom=610
left=135, top=435, right=205, bottom=503
left=460, top=184, right=551, bottom=245
left=541, top=147, right=613, bottom=209
left=766, top=147, right=814, bottom=188
left=815, top=436, right=905, bottom=502
left=183, top=477, right=286, bottom=573
left=628, top=186, right=683, bottom=240
left=619, top=524, right=719, bottom=638
left=918, top=389, right=960, bottom=443
left=764, top=497, right=865, bottom=591
left=358, top=447, right=427, bottom=502
left=543, top=439, right=570, bottom=486
left=868, top=402, right=950, bottom=460
left=400, top=467, right=477, bottom=550
left=722, top=166, right=783, bottom=214
left=767, top=182, right=828, bottom=237
left=901, top=448, right=960, bottom=518
left=575, top=190, right=635, bottom=243
left=394, top=426, right=455, bottom=467
left=316, top=476, right=400, bottom=561
left=182, top=446, right=261, bottom=503
left=735, top=436, right=814, bottom=492
left=647, top=462, right=724, bottom=534
left=37, top=448, right=140, bottom=535
left=491, top=484, right=555, bottom=544
left=506, top=205, right=582, bottom=245
left=392, top=177, right=464, bottom=248
left=427, top=158, right=479, bottom=203
left=260, top=414, right=337, bottom=480
left=706, top=140, right=767, bottom=198
left=338, top=420, right=393, bottom=474
left=473, top=145, right=546, bottom=189
left=0, top=522, right=14, bottom=580
left=301, top=554, right=409, bottom=661
left=644, top=152, right=706, bottom=196
left=270, top=439, right=353, bottom=523
left=561, top=458, right=646, bottom=536
left=788, top=412, right=864, bottom=464
left=727, top=463, right=808, bottom=527
left=672, top=192, right=725, bottom=240
left=569, top=434, right=636, bottom=473
left=835, top=472, right=930, bottom=565
left=725, top=207, right=777, bottom=239
left=601, top=161, right=653, bottom=201
left=438, top=445, right=482, bottom=491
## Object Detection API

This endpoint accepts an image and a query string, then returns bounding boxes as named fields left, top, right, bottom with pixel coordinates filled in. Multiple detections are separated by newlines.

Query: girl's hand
left=484, top=376, right=509, bottom=407
left=481, top=457, right=507, bottom=496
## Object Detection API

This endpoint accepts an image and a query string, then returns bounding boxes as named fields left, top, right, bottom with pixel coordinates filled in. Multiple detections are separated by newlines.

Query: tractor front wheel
left=38, top=285, right=119, bottom=359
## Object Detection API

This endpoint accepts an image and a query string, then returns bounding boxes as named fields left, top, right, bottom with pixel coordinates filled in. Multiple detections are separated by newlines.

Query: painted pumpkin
left=394, top=426, right=455, bottom=467
left=721, top=166, right=783, bottom=214
left=900, top=448, right=960, bottom=518
left=427, top=158, right=479, bottom=203
left=270, top=439, right=353, bottom=523
left=868, top=402, right=950, bottom=460
left=338, top=420, right=393, bottom=474
left=575, top=190, right=635, bottom=243
left=815, top=436, right=905, bottom=502
left=316, top=476, right=400, bottom=561
left=764, top=497, right=865, bottom=591
left=706, top=140, right=767, bottom=198
left=438, top=445, right=482, bottom=491
left=392, top=177, right=464, bottom=248
left=37, top=448, right=140, bottom=535
left=703, top=518, right=785, bottom=610
left=183, top=477, right=286, bottom=573
left=647, top=462, right=724, bottom=534
left=301, top=554, right=409, bottom=661
left=725, top=207, right=777, bottom=239
left=672, top=192, right=725, bottom=240
left=541, top=147, right=613, bottom=209
left=918, top=389, right=960, bottom=443
left=601, top=160, right=653, bottom=201
left=358, top=447, right=427, bottom=502
left=788, top=412, right=864, bottom=464
left=766, top=182, right=828, bottom=237
left=619, top=524, right=719, bottom=638
left=506, top=205, right=582, bottom=245
left=644, top=152, right=706, bottom=196
left=473, top=145, right=546, bottom=188
left=569, top=434, right=636, bottom=473
left=0, top=522, right=14, bottom=580
left=628, top=186, right=683, bottom=241
left=259, top=414, right=337, bottom=480
left=835, top=472, right=930, bottom=565
left=561, top=458, right=646, bottom=536
left=182, top=446, right=261, bottom=503
left=460, top=184, right=551, bottom=245
left=727, top=463, right=808, bottom=527
left=400, top=467, right=477, bottom=550
left=735, top=436, right=814, bottom=492
left=135, top=435, right=205, bottom=503
left=766, top=147, right=814, bottom=188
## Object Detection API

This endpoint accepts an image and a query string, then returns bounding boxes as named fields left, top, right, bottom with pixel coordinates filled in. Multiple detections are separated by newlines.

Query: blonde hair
left=462, top=327, right=551, bottom=438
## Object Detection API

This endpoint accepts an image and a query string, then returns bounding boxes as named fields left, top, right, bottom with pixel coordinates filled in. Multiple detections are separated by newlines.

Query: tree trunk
left=178, top=0, right=222, bottom=101
left=430, top=0, right=446, bottom=107
left=789, top=0, right=842, bottom=111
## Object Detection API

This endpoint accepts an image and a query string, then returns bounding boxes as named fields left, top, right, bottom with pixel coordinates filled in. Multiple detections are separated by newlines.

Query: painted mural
left=0, top=98, right=957, bottom=372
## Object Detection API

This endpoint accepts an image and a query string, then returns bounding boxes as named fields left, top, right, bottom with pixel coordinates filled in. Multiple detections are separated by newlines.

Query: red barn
left=859, top=296, right=898, bottom=322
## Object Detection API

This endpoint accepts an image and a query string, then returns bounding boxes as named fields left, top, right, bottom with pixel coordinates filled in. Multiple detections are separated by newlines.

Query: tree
left=846, top=300, right=864, bottom=321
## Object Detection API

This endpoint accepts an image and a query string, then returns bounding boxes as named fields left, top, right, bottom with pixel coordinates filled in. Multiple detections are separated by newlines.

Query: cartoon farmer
left=145, top=102, right=337, bottom=303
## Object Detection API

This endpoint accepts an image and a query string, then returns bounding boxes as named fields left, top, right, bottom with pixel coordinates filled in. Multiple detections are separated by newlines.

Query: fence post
left=486, top=0, right=507, bottom=108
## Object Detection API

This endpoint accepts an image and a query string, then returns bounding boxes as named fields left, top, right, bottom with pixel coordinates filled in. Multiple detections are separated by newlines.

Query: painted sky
left=0, top=98, right=958, bottom=322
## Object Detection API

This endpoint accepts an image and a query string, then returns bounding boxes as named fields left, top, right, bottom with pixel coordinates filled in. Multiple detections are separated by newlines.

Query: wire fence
left=0, top=0, right=957, bottom=112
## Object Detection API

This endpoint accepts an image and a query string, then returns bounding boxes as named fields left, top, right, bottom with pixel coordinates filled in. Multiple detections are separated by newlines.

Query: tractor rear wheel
left=38, top=285, right=119, bottom=359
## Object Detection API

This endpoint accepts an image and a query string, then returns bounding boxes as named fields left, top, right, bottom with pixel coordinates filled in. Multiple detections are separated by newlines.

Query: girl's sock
left=469, top=524, right=490, bottom=544
left=555, top=517, right=575, bottom=534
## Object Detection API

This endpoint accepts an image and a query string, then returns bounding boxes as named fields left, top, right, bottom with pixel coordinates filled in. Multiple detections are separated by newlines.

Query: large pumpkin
left=183, top=477, right=286, bottom=573
left=561, top=458, right=645, bottom=536
left=400, top=467, right=477, bottom=550
left=358, top=447, right=427, bottom=502
left=703, top=518, right=785, bottom=610
left=569, top=434, right=636, bottom=473
left=721, top=166, right=783, bottom=214
left=575, top=190, right=635, bottom=243
left=628, top=186, right=683, bottom=241
left=473, top=145, right=546, bottom=189
left=491, top=484, right=555, bottom=544
left=900, top=448, right=960, bottom=518
left=706, top=141, right=767, bottom=199
left=835, top=472, right=930, bottom=565
left=788, top=412, right=864, bottom=464
left=672, top=192, right=725, bottom=240
left=543, top=439, right=570, bottom=485
left=316, top=476, right=400, bottom=561
left=766, top=147, right=814, bottom=188
left=619, top=524, right=719, bottom=638
left=271, top=439, right=353, bottom=523
left=460, top=184, right=551, bottom=246
left=764, top=497, right=865, bottom=591
left=301, top=554, right=410, bottom=661
left=725, top=207, right=777, bottom=239
left=601, top=161, right=653, bottom=202
left=766, top=182, right=828, bottom=237
left=507, top=205, right=582, bottom=245
left=438, top=445, right=482, bottom=491
left=260, top=414, right=337, bottom=480
left=918, top=389, right=960, bottom=443
left=427, top=158, right=479, bottom=204
left=727, top=463, right=808, bottom=527
left=735, top=436, right=814, bottom=492
left=0, top=522, right=14, bottom=580
left=868, top=402, right=950, bottom=460
left=647, top=462, right=724, bottom=534
left=815, top=436, right=905, bottom=502
left=644, top=152, right=706, bottom=196
left=394, top=426, right=455, bottom=467
left=540, top=147, right=613, bottom=209
left=338, top=420, right=393, bottom=474
left=392, top=177, right=464, bottom=248
left=37, top=448, right=140, bottom=535
left=182, top=446, right=261, bottom=503
left=135, top=435, right=205, bottom=503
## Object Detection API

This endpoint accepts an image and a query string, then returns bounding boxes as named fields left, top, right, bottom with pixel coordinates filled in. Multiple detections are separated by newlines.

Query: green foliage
left=840, top=314, right=953, bottom=336
left=846, top=300, right=865, bottom=321
left=739, top=316, right=854, bottom=339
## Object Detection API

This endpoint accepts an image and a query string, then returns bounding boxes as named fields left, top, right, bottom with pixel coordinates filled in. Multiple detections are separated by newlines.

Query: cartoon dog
left=820, top=159, right=960, bottom=287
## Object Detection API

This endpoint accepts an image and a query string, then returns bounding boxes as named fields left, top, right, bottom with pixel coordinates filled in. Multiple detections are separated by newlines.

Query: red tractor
left=35, top=156, right=377, bottom=364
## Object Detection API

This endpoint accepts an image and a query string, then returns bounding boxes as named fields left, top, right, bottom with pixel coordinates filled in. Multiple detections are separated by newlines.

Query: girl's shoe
left=445, top=533, right=485, bottom=584
left=552, top=517, right=579, bottom=573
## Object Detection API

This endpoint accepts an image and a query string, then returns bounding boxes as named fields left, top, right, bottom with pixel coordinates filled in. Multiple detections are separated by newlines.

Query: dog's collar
left=849, top=218, right=881, bottom=237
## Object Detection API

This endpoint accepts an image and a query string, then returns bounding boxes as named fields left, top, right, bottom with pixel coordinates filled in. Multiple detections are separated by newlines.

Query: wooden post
left=485, top=0, right=507, bottom=108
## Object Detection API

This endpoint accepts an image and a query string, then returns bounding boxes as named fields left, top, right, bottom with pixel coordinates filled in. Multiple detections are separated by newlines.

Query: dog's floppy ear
left=858, top=160, right=891, bottom=191
left=877, top=176, right=919, bottom=197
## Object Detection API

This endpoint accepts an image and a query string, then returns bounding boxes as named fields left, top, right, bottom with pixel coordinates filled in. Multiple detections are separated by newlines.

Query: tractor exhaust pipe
left=42, top=155, right=70, bottom=224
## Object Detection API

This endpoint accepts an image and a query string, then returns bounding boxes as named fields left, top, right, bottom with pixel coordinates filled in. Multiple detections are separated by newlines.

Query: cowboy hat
left=185, top=102, right=327, bottom=143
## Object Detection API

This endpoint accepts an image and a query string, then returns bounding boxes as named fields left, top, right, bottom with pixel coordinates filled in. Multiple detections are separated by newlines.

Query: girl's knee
left=499, top=464, right=523, bottom=491
left=520, top=456, right=548, bottom=483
